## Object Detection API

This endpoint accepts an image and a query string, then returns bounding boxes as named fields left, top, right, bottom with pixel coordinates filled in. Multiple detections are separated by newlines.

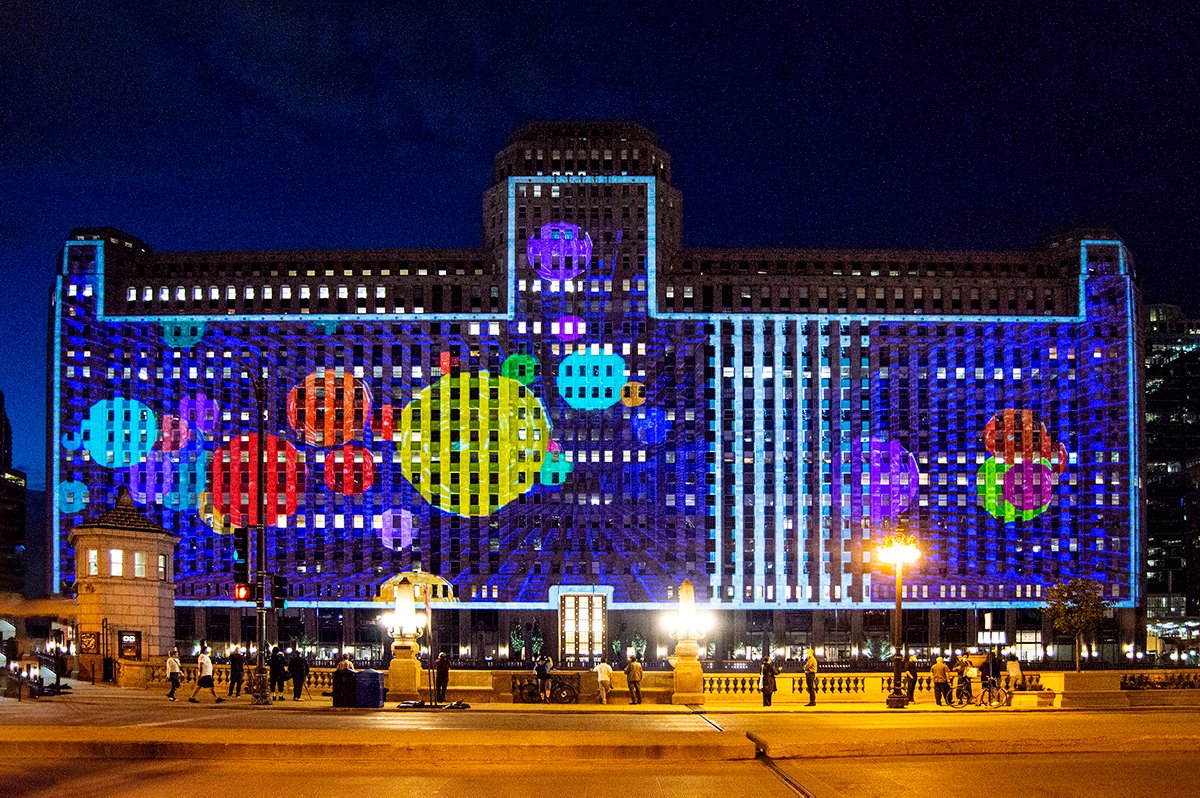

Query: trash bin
left=354, top=669, right=386, bottom=708
left=332, top=668, right=356, bottom=707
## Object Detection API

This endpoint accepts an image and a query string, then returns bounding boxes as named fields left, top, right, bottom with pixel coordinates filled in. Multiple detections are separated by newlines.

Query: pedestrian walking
left=434, top=651, right=451, bottom=704
left=166, top=648, right=182, bottom=701
left=904, top=654, right=919, bottom=704
left=594, top=659, right=614, bottom=704
left=227, top=647, right=245, bottom=697
left=625, top=655, right=644, bottom=705
left=288, top=650, right=309, bottom=701
left=759, top=655, right=779, bottom=707
left=188, top=646, right=224, bottom=704
left=268, top=647, right=287, bottom=701
left=534, top=655, right=554, bottom=702
left=803, top=648, right=818, bottom=706
left=931, top=656, right=951, bottom=706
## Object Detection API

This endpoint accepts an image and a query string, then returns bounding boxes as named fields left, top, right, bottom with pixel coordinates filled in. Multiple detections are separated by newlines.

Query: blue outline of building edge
left=53, top=180, right=1137, bottom=611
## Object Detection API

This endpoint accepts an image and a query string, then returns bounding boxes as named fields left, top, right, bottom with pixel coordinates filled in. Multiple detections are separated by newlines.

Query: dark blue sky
left=1, top=1, right=1196, bottom=488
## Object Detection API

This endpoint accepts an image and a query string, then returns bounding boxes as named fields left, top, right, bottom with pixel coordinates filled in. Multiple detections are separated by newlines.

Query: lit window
left=110, top=549, right=124, bottom=577
left=87, top=549, right=99, bottom=576
left=158, top=554, right=167, bottom=580
left=134, top=551, right=146, bottom=578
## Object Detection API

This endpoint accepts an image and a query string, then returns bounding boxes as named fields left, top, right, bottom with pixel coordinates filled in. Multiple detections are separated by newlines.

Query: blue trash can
left=354, top=669, right=386, bottom=708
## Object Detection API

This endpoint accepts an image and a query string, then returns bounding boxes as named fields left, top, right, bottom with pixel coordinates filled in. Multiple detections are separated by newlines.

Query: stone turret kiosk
left=69, top=488, right=177, bottom=686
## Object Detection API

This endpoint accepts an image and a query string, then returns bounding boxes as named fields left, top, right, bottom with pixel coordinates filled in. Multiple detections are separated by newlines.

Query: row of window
left=83, top=548, right=169, bottom=580
left=662, top=284, right=1063, bottom=314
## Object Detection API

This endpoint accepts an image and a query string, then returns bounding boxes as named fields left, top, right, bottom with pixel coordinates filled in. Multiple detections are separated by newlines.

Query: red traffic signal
left=233, top=583, right=250, bottom=601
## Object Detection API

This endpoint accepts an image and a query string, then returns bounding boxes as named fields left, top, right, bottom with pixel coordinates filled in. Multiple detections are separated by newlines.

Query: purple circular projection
left=178, top=392, right=219, bottom=434
left=127, top=450, right=176, bottom=504
left=526, top=222, right=592, bottom=282
left=852, top=437, right=920, bottom=521
left=1002, top=461, right=1054, bottom=511
left=556, top=315, right=586, bottom=341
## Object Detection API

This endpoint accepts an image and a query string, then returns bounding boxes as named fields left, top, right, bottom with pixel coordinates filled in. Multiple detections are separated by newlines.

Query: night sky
left=1, top=1, right=1196, bottom=489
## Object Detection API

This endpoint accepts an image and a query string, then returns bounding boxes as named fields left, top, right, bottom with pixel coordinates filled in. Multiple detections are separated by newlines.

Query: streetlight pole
left=877, top=530, right=920, bottom=709
left=249, top=370, right=272, bottom=707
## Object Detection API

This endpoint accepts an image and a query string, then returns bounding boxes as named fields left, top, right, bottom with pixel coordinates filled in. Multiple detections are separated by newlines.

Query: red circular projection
left=210, top=433, right=304, bottom=527
left=286, top=371, right=372, bottom=447
left=324, top=444, right=375, bottom=495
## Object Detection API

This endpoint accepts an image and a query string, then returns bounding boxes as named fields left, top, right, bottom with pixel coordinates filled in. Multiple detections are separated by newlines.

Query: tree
left=1044, top=578, right=1112, bottom=672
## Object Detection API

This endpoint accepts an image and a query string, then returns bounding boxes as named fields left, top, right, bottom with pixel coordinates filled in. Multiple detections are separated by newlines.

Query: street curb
left=3, top=728, right=758, bottom=762
left=747, top=732, right=1200, bottom=759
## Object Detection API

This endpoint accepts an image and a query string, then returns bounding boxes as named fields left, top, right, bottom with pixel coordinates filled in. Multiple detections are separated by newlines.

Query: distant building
left=46, top=123, right=1142, bottom=663
left=0, top=389, right=27, bottom=594
left=1144, top=305, right=1200, bottom=618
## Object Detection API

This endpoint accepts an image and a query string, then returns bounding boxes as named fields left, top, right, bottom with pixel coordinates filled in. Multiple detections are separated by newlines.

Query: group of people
left=590, top=655, right=644, bottom=704
left=758, top=648, right=819, bottom=707
left=927, top=650, right=1024, bottom=706
left=164, top=645, right=311, bottom=703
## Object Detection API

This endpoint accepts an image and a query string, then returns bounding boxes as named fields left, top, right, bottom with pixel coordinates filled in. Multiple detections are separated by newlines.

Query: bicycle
left=518, top=676, right=579, bottom=704
left=947, top=677, right=1008, bottom=708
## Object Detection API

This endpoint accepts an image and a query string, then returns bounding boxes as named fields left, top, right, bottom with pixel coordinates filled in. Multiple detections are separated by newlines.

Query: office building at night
left=48, top=123, right=1143, bottom=661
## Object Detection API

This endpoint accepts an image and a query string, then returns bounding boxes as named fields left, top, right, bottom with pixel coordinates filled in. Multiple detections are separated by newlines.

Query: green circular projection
left=976, top=458, right=1049, bottom=522
left=398, top=371, right=550, bottom=517
left=500, top=353, right=539, bottom=385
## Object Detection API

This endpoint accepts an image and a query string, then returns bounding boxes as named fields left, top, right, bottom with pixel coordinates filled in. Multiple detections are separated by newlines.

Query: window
left=110, top=549, right=124, bottom=577
left=87, top=549, right=99, bottom=576
left=158, top=554, right=168, bottom=580
left=134, top=551, right=146, bottom=578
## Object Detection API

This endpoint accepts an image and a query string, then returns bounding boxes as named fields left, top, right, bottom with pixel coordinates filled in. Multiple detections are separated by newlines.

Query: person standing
left=803, top=648, right=818, bottom=706
left=930, top=656, right=951, bottom=706
left=1006, top=653, right=1024, bottom=691
left=535, top=655, right=554, bottom=702
left=434, top=651, right=451, bottom=704
left=188, top=646, right=224, bottom=704
left=625, top=655, right=644, bottom=705
left=166, top=648, right=182, bottom=701
left=288, top=650, right=309, bottom=701
left=594, top=659, right=614, bottom=704
left=268, top=647, right=287, bottom=701
left=904, top=654, right=919, bottom=704
left=227, top=647, right=245, bottom=698
left=759, top=655, right=779, bottom=707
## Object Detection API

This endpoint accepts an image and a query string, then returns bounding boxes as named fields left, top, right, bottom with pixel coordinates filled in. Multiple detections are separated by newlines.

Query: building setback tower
left=47, top=123, right=1143, bottom=660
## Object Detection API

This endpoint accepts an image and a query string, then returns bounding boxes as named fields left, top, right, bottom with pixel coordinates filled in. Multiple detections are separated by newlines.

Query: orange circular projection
left=287, top=371, right=372, bottom=447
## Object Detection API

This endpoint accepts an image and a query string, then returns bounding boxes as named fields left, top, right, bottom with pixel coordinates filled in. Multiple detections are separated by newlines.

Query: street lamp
left=877, top=530, right=921, bottom=709
left=661, top=578, right=713, bottom=705
left=384, top=576, right=426, bottom=702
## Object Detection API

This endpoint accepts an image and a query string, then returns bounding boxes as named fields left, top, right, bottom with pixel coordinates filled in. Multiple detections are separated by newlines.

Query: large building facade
left=48, top=123, right=1143, bottom=660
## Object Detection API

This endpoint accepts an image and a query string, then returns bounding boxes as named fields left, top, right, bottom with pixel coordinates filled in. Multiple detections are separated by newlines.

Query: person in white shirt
left=188, top=646, right=224, bottom=704
left=594, top=660, right=614, bottom=704
left=166, top=648, right=182, bottom=701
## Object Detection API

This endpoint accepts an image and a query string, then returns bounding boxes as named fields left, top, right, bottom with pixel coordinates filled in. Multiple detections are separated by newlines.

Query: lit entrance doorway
left=558, top=591, right=606, bottom=666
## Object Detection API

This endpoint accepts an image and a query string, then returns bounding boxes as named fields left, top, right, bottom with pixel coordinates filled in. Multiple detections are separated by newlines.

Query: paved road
left=778, top=752, right=1199, bottom=798
left=2, top=751, right=1195, bottom=797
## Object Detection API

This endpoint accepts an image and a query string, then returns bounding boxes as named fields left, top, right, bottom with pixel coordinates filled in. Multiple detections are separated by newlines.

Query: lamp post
left=877, top=531, right=921, bottom=709
left=664, top=578, right=710, bottom=705
left=242, top=365, right=272, bottom=707
left=384, top=576, right=425, bottom=702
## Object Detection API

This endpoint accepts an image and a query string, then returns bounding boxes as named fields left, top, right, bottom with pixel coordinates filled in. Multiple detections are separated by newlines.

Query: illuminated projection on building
left=51, top=166, right=1140, bottom=611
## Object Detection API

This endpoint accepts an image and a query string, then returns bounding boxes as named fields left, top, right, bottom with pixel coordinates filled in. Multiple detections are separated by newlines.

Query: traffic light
left=232, top=527, right=250, bottom=584
left=271, top=573, right=288, bottom=610
left=233, top=583, right=250, bottom=601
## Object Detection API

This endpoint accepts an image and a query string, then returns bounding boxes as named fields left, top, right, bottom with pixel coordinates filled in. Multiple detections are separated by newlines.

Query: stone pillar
left=850, top=611, right=865, bottom=652
left=303, top=608, right=318, bottom=643
left=387, top=636, right=422, bottom=702
left=927, top=609, right=942, bottom=649
left=193, top=607, right=207, bottom=644
left=967, top=610, right=979, bottom=646
left=341, top=608, right=355, bottom=650
left=1004, top=609, right=1017, bottom=648
left=229, top=608, right=243, bottom=647
left=811, top=610, right=827, bottom=650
